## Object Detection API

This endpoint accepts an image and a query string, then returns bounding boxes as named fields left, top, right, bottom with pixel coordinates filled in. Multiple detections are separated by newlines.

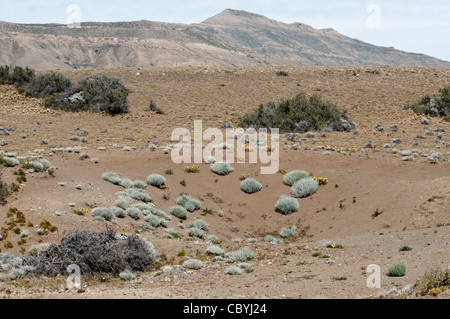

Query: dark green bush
left=25, top=72, right=73, bottom=97
left=0, top=65, right=35, bottom=86
left=44, top=75, right=130, bottom=115
left=0, top=65, right=10, bottom=84
left=8, top=66, right=35, bottom=87
left=239, top=92, right=354, bottom=133
left=0, top=65, right=130, bottom=116
left=406, top=86, right=450, bottom=117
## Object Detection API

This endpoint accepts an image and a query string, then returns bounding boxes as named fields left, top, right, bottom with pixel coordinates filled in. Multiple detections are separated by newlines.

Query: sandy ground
left=0, top=66, right=449, bottom=299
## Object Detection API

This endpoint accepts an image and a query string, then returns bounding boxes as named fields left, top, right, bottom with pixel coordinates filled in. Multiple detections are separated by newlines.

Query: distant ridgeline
left=0, top=10, right=449, bottom=69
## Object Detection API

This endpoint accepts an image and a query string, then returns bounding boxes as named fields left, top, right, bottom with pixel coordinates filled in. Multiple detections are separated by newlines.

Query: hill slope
left=0, top=9, right=449, bottom=70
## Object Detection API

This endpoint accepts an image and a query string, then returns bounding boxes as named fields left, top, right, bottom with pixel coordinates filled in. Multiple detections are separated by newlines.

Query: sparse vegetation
left=239, top=91, right=354, bottom=133
left=415, top=268, right=450, bottom=296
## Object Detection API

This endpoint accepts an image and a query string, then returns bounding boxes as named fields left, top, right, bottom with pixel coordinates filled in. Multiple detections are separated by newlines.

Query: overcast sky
left=1, top=0, right=449, bottom=62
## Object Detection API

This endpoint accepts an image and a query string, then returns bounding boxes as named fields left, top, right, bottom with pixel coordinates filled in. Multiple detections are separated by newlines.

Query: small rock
left=421, top=117, right=430, bottom=125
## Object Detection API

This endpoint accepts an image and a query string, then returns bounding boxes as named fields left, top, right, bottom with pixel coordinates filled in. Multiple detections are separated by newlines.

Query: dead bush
left=23, top=227, right=158, bottom=277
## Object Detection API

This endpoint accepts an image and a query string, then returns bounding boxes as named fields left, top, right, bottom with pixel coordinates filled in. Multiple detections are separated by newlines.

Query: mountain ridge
left=0, top=9, right=448, bottom=70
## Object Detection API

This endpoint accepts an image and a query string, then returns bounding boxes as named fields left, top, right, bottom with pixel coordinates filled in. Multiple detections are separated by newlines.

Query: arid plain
left=0, top=65, right=449, bottom=299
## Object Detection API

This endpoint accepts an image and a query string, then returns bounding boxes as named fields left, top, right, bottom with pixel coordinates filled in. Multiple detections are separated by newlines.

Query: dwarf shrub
left=126, top=207, right=141, bottom=220
left=275, top=195, right=300, bottom=215
left=264, top=235, right=283, bottom=245
left=176, top=194, right=201, bottom=212
left=2, top=157, right=20, bottom=167
left=188, top=227, right=205, bottom=239
left=188, top=219, right=209, bottom=231
left=182, top=259, right=203, bottom=270
left=144, top=214, right=161, bottom=228
left=240, top=178, right=262, bottom=194
left=283, top=170, right=309, bottom=186
left=133, top=180, right=147, bottom=189
left=91, top=207, right=117, bottom=223
left=225, top=247, right=255, bottom=262
left=279, top=226, right=297, bottom=238
left=170, top=206, right=187, bottom=220
left=206, top=245, right=225, bottom=255
left=211, top=162, right=234, bottom=176
left=225, top=266, right=242, bottom=276
left=147, top=174, right=166, bottom=188
left=388, top=262, right=407, bottom=277
left=116, top=197, right=132, bottom=211
left=291, top=178, right=319, bottom=198
left=127, top=188, right=151, bottom=203
left=119, top=269, right=136, bottom=281
left=102, top=172, right=122, bottom=185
